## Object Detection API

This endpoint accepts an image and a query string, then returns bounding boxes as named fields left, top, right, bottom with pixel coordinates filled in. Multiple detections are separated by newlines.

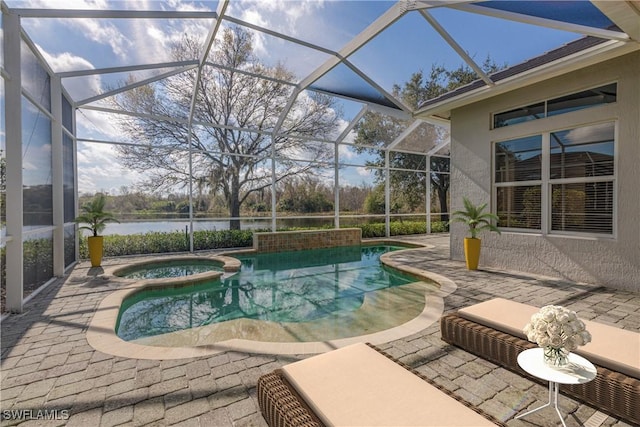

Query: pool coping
left=86, top=240, right=457, bottom=359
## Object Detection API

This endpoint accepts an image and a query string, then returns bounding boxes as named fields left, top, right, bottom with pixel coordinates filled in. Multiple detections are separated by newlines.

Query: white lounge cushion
left=281, top=342, right=496, bottom=427
left=458, top=298, right=640, bottom=380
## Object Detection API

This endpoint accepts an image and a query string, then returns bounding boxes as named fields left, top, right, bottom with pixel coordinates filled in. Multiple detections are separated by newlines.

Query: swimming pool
left=116, top=245, right=427, bottom=343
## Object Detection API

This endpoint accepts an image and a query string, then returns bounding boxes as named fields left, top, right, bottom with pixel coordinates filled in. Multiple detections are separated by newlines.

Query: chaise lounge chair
left=440, top=298, right=640, bottom=425
left=257, top=342, right=507, bottom=427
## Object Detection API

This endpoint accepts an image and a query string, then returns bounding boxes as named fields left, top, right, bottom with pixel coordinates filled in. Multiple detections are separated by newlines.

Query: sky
left=8, top=0, right=596, bottom=195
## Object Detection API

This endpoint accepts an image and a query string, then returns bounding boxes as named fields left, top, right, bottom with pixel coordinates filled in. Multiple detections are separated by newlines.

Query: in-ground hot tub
left=113, top=257, right=225, bottom=280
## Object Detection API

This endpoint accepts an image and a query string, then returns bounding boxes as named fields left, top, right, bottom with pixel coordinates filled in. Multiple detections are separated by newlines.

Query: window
left=493, top=83, right=616, bottom=129
left=494, top=136, right=542, bottom=229
left=549, top=122, right=614, bottom=234
left=494, top=122, right=615, bottom=236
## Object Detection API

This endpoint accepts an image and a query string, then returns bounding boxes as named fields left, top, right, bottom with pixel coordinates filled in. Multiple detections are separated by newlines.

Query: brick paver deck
left=1, top=235, right=638, bottom=426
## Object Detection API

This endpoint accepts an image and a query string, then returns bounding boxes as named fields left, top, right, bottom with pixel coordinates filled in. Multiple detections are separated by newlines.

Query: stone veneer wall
left=253, top=228, right=362, bottom=253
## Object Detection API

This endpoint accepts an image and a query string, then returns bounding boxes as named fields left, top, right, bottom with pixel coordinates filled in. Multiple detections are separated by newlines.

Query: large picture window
left=494, top=122, right=615, bottom=236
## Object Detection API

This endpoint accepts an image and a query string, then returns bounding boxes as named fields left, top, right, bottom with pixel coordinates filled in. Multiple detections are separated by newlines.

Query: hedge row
left=79, top=229, right=254, bottom=258
left=75, top=221, right=448, bottom=259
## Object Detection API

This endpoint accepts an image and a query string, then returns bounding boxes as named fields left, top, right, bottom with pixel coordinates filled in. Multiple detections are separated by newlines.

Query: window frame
left=492, top=120, right=617, bottom=239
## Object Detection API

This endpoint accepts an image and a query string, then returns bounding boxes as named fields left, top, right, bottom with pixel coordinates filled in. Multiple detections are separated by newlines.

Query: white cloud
left=227, top=0, right=326, bottom=61
left=76, top=108, right=125, bottom=141
left=38, top=47, right=106, bottom=104
left=356, top=166, right=372, bottom=177
left=338, top=141, right=356, bottom=160
left=77, top=141, right=144, bottom=194
left=74, top=18, right=132, bottom=59
left=39, top=48, right=94, bottom=72
left=232, top=0, right=325, bottom=35
left=24, top=0, right=131, bottom=59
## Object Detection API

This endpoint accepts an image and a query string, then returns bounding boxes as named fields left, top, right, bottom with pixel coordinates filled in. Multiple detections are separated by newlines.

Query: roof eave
left=414, top=40, right=639, bottom=120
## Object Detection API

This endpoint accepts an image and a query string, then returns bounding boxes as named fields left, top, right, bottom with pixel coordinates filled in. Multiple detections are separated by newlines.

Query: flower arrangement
left=523, top=305, right=592, bottom=366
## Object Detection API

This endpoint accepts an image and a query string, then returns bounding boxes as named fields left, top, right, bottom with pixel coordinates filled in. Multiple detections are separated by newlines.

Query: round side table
left=515, top=348, right=597, bottom=427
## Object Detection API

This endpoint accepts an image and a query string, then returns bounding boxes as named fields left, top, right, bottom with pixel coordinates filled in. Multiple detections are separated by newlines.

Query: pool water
left=116, top=245, right=422, bottom=342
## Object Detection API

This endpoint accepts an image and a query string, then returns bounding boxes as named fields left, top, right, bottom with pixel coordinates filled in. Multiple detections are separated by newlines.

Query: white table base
left=515, top=380, right=566, bottom=427
left=515, top=348, right=596, bottom=427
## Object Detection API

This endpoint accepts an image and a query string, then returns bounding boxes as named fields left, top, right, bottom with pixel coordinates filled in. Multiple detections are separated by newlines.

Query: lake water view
left=102, top=220, right=266, bottom=235
left=101, top=218, right=335, bottom=236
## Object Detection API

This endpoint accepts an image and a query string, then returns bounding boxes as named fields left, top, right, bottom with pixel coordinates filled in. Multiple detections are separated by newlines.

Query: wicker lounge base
left=257, top=343, right=507, bottom=427
left=441, top=313, right=640, bottom=426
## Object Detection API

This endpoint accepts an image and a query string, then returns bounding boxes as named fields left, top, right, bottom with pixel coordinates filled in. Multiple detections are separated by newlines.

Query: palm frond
left=448, top=197, right=501, bottom=238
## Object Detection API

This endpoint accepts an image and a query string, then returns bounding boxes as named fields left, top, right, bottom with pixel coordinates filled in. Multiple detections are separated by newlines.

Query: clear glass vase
left=543, top=346, right=569, bottom=367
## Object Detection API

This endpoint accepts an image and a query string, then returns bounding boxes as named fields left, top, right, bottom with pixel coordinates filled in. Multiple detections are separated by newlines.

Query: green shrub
left=352, top=220, right=431, bottom=238
left=390, top=221, right=426, bottom=236
left=79, top=229, right=255, bottom=259
left=193, top=229, right=253, bottom=251
left=357, top=223, right=386, bottom=238
left=430, top=220, right=449, bottom=233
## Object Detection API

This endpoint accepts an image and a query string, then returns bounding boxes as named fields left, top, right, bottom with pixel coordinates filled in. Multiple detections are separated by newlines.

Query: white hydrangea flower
left=522, top=305, right=590, bottom=352
left=542, top=308, right=556, bottom=322
left=535, top=322, right=547, bottom=332
left=557, top=312, right=570, bottom=324
left=547, top=323, right=561, bottom=336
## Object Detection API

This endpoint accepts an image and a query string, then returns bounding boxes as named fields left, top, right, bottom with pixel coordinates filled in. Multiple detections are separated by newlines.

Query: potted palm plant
left=74, top=193, right=119, bottom=267
left=450, top=197, right=501, bottom=270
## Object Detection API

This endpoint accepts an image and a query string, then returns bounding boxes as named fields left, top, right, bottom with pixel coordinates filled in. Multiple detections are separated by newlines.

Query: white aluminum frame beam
left=51, top=75, right=65, bottom=277
left=427, top=137, right=451, bottom=156
left=76, top=65, right=198, bottom=106
left=299, top=1, right=409, bottom=91
left=3, top=9, right=24, bottom=312
left=12, top=9, right=217, bottom=19
left=57, top=60, right=198, bottom=78
left=413, top=1, right=477, bottom=10
left=204, top=61, right=296, bottom=87
left=222, top=15, right=336, bottom=56
left=270, top=1, right=411, bottom=138
left=183, top=0, right=228, bottom=248
left=343, top=59, right=410, bottom=113
left=79, top=104, right=344, bottom=145
left=386, top=118, right=452, bottom=154
left=336, top=107, right=369, bottom=145
left=419, top=9, right=494, bottom=86
left=387, top=120, right=423, bottom=151
left=79, top=104, right=189, bottom=125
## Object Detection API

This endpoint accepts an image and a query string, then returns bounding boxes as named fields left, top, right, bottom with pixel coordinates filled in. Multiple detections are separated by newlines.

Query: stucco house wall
left=449, top=51, right=640, bottom=291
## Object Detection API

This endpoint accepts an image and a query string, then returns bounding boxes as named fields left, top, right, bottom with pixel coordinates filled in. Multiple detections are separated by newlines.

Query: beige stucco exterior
left=449, top=51, right=640, bottom=291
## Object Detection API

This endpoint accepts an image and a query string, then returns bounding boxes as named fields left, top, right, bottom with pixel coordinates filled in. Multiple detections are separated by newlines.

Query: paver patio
left=1, top=234, right=638, bottom=426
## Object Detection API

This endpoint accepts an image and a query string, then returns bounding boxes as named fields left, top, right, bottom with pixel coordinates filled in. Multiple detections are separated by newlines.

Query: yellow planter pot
left=463, top=237, right=481, bottom=270
left=87, top=236, right=104, bottom=267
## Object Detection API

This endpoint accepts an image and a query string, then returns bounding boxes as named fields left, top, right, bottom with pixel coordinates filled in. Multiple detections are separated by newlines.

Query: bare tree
left=111, top=26, right=342, bottom=229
